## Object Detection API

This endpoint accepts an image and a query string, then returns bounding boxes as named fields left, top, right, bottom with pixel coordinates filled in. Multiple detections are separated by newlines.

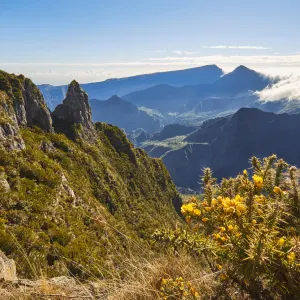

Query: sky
left=1, top=0, right=300, bottom=85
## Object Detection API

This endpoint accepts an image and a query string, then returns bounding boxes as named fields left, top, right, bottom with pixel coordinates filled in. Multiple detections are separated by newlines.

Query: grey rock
left=0, top=123, right=25, bottom=151
left=23, top=78, right=53, bottom=132
left=52, top=80, right=95, bottom=139
left=0, top=251, right=17, bottom=281
left=49, top=276, right=76, bottom=287
left=0, top=176, right=10, bottom=192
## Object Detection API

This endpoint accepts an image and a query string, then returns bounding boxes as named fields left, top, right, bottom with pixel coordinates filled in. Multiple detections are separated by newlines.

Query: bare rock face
left=23, top=78, right=53, bottom=132
left=0, top=70, right=53, bottom=151
left=52, top=80, right=95, bottom=139
left=0, top=89, right=25, bottom=150
left=0, top=251, right=17, bottom=281
left=0, top=172, right=11, bottom=192
left=0, top=123, right=25, bottom=150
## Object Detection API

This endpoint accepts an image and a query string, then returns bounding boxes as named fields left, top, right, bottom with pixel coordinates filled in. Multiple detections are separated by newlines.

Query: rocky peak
left=23, top=78, right=53, bottom=132
left=52, top=80, right=94, bottom=139
left=0, top=70, right=53, bottom=150
left=0, top=70, right=53, bottom=133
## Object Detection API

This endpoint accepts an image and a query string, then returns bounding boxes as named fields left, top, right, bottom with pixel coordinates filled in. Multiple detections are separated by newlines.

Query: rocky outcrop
left=0, top=88, right=25, bottom=150
left=23, top=78, right=53, bottom=132
left=52, top=80, right=95, bottom=139
left=0, top=70, right=53, bottom=149
left=0, top=251, right=17, bottom=281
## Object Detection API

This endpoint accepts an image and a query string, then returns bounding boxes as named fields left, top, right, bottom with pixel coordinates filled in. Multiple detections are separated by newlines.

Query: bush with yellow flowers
left=153, top=155, right=300, bottom=299
left=159, top=277, right=200, bottom=299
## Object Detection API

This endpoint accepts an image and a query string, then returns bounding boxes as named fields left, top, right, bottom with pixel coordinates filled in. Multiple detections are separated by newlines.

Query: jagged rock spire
left=52, top=80, right=94, bottom=139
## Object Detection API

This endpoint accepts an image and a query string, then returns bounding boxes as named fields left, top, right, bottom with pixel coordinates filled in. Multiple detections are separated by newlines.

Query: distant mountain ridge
left=38, top=65, right=223, bottom=110
left=90, top=95, right=161, bottom=133
left=159, top=108, right=300, bottom=189
left=123, top=66, right=272, bottom=112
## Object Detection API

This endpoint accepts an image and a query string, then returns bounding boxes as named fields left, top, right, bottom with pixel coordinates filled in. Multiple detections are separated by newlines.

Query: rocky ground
left=0, top=250, right=109, bottom=299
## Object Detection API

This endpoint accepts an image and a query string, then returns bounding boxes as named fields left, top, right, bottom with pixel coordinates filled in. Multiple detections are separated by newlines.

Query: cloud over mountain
left=256, top=74, right=300, bottom=101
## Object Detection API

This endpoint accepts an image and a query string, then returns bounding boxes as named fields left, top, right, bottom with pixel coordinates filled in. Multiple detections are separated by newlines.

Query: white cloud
left=256, top=74, right=300, bottom=101
left=172, top=50, right=200, bottom=55
left=203, top=45, right=270, bottom=50
left=2, top=54, right=300, bottom=85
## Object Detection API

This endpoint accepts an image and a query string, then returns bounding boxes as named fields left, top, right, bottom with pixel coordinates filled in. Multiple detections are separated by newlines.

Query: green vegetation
left=0, top=123, right=179, bottom=279
left=154, top=155, right=300, bottom=299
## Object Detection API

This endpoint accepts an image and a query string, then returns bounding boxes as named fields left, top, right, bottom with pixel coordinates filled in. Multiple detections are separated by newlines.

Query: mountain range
left=123, top=66, right=272, bottom=112
left=156, top=108, right=300, bottom=189
left=38, top=65, right=223, bottom=110
left=90, top=95, right=161, bottom=133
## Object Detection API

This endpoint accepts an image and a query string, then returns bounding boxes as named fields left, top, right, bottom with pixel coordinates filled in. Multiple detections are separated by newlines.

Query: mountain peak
left=107, top=95, right=122, bottom=102
left=231, top=65, right=257, bottom=76
left=234, top=65, right=251, bottom=71
left=52, top=81, right=94, bottom=139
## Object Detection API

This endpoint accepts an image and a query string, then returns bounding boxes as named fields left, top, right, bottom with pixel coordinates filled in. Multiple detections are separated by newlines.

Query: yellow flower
left=205, top=206, right=212, bottom=212
left=220, top=273, right=228, bottom=280
left=213, top=233, right=221, bottom=240
left=219, top=226, right=226, bottom=232
left=277, top=237, right=285, bottom=247
left=216, top=264, right=223, bottom=270
left=211, top=198, right=218, bottom=206
left=217, top=196, right=223, bottom=203
left=287, top=252, right=295, bottom=262
left=236, top=203, right=247, bottom=213
left=253, top=174, right=263, bottom=189
left=186, top=216, right=191, bottom=223
left=273, top=186, right=282, bottom=194
left=193, top=208, right=201, bottom=217
left=202, top=217, right=209, bottom=222
left=228, top=224, right=234, bottom=231
left=243, top=169, right=248, bottom=176
left=202, top=200, right=208, bottom=206
left=251, top=219, right=257, bottom=225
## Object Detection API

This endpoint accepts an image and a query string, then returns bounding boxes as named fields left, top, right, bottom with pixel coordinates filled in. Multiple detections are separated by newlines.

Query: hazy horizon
left=1, top=0, right=300, bottom=85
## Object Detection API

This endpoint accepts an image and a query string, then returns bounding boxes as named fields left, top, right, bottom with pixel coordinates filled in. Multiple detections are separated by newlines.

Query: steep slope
left=90, top=95, right=161, bottom=133
left=123, top=66, right=271, bottom=112
left=0, top=72, right=179, bottom=279
left=38, top=65, right=223, bottom=110
left=162, top=108, right=300, bottom=189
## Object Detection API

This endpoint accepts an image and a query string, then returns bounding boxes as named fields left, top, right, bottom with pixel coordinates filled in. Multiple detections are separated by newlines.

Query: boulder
left=0, top=251, right=17, bottom=281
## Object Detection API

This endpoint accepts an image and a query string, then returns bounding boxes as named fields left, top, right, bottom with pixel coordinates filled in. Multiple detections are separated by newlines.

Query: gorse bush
left=154, top=155, right=300, bottom=299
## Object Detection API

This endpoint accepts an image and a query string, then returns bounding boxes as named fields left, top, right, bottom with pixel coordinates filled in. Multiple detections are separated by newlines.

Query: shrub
left=154, top=155, right=300, bottom=299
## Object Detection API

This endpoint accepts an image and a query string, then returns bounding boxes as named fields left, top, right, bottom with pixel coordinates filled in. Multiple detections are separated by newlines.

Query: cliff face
left=0, top=72, right=179, bottom=279
left=52, top=80, right=94, bottom=139
left=0, top=71, right=53, bottom=150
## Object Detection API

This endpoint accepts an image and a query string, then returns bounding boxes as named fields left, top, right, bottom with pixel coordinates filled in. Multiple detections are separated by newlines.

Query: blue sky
left=1, top=0, right=300, bottom=84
